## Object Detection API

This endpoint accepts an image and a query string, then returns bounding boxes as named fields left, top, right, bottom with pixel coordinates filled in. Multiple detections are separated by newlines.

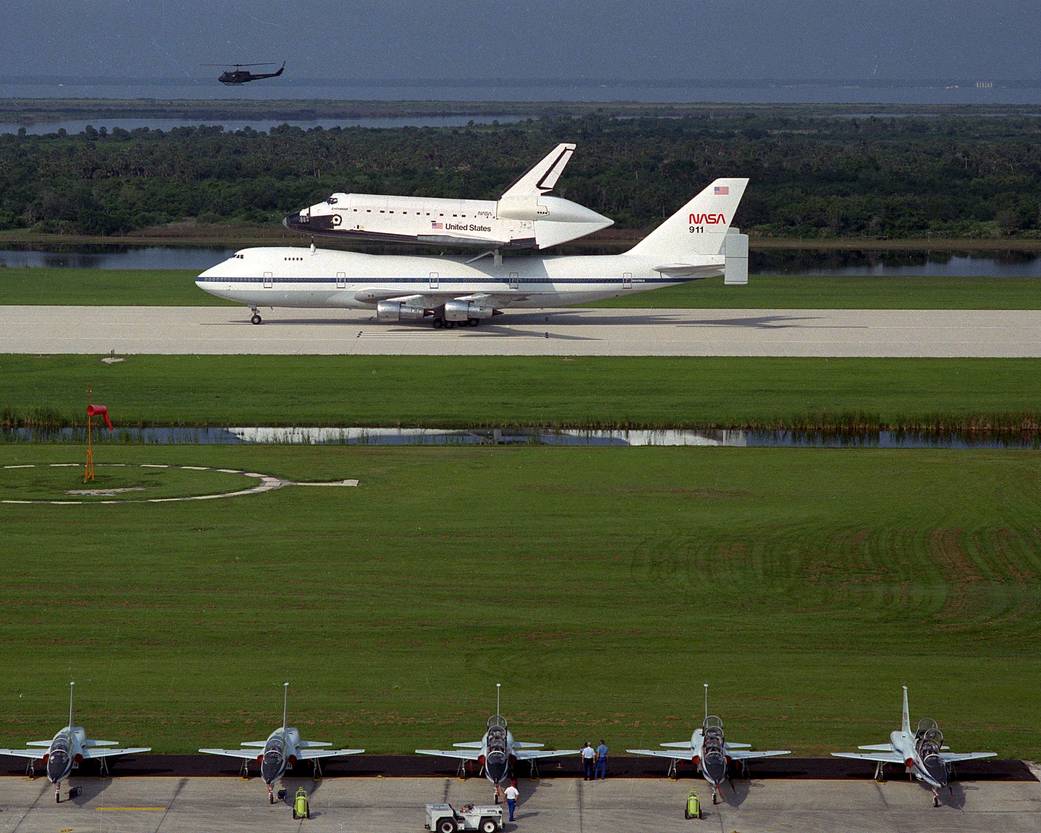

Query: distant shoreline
left=2, top=98, right=1040, bottom=124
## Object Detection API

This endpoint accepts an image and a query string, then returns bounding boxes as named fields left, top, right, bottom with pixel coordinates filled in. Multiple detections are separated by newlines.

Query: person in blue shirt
left=595, top=739, right=609, bottom=780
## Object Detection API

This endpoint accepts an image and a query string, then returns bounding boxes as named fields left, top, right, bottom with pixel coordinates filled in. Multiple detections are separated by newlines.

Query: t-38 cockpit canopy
left=703, top=715, right=724, bottom=734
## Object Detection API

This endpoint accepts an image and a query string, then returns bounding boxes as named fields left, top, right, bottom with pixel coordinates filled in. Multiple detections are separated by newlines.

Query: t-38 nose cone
left=923, top=754, right=948, bottom=788
left=261, top=748, right=285, bottom=784
left=701, top=749, right=727, bottom=785
left=484, top=750, right=509, bottom=784
left=46, top=749, right=70, bottom=784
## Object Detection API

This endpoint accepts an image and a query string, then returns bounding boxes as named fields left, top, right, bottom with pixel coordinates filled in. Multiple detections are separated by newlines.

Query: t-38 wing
left=415, top=747, right=482, bottom=761
left=727, top=748, right=790, bottom=761
left=626, top=746, right=693, bottom=760
left=938, top=752, right=997, bottom=764
left=199, top=747, right=262, bottom=759
left=832, top=751, right=905, bottom=764
left=296, top=747, right=364, bottom=760
left=82, top=745, right=151, bottom=759
left=513, top=746, right=580, bottom=761
left=0, top=747, right=49, bottom=759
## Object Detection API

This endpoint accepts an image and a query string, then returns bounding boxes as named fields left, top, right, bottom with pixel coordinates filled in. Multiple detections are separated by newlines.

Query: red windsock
left=87, top=404, right=114, bottom=430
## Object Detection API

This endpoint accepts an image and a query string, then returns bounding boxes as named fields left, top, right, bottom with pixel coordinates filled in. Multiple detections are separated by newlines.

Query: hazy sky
left=2, top=0, right=1039, bottom=81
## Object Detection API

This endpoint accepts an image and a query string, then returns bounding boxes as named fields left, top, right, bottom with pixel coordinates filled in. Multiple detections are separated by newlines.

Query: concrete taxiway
left=3, top=306, right=1041, bottom=356
left=2, top=775, right=1041, bottom=833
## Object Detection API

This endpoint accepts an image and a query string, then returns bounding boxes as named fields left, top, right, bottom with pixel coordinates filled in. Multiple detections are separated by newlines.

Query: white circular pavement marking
left=0, top=464, right=358, bottom=505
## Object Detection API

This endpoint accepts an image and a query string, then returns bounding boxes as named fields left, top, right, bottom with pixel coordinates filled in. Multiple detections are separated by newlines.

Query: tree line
left=1, top=111, right=1039, bottom=239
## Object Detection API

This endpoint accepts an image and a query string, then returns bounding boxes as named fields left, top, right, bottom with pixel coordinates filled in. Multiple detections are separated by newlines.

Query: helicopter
left=207, top=61, right=285, bottom=85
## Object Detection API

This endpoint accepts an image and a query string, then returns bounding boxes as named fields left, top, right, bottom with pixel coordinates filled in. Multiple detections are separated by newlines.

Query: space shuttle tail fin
left=626, top=178, right=749, bottom=258
left=501, top=143, right=576, bottom=199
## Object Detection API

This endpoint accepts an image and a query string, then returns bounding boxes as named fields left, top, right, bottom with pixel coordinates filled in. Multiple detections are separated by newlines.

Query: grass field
left=0, top=462, right=249, bottom=501
left=0, top=268, right=232, bottom=306
left=0, top=444, right=1038, bottom=758
left=3, top=355, right=1040, bottom=431
left=2, top=268, right=1040, bottom=309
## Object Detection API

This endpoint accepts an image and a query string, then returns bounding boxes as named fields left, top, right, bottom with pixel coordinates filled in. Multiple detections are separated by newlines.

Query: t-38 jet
left=0, top=681, right=150, bottom=802
left=627, top=684, right=789, bottom=804
left=832, top=685, right=995, bottom=807
left=200, top=682, right=364, bottom=803
left=416, top=684, right=579, bottom=793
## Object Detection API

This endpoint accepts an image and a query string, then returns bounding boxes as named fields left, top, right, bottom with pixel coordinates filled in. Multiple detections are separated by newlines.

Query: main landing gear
left=250, top=306, right=263, bottom=325
left=432, top=318, right=480, bottom=329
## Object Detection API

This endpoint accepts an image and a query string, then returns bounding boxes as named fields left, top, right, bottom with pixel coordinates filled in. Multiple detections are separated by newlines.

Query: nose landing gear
left=250, top=307, right=263, bottom=326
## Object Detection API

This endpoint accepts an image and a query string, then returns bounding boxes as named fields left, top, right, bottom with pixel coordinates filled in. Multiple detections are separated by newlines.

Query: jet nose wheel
left=250, top=313, right=263, bottom=325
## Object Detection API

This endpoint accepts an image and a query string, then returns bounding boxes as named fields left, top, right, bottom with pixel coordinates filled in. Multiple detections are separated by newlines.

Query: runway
left=3, top=306, right=1041, bottom=356
left=2, top=775, right=1040, bottom=833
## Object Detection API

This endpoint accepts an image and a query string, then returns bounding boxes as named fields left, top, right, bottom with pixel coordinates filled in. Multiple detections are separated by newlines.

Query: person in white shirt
left=581, top=741, right=595, bottom=781
left=504, top=783, right=519, bottom=821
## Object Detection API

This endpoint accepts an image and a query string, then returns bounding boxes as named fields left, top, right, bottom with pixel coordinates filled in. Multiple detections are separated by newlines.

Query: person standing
left=504, top=782, right=519, bottom=822
left=581, top=741, right=595, bottom=781
left=595, top=738, right=608, bottom=780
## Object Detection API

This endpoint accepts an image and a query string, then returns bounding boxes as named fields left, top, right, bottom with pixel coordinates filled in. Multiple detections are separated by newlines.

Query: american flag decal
left=431, top=221, right=443, bottom=230
left=714, top=185, right=729, bottom=195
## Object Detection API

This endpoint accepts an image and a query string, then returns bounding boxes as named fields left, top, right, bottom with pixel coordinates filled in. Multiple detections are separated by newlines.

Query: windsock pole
left=84, top=385, right=95, bottom=483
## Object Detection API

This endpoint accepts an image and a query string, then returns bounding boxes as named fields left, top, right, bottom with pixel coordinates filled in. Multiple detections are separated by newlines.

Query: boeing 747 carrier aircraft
left=197, top=178, right=749, bottom=326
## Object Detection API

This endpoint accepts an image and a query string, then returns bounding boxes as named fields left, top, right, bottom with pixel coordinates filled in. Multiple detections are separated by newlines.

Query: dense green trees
left=1, top=111, right=1039, bottom=238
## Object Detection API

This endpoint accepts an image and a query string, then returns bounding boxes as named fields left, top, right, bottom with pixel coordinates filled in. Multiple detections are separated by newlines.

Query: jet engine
left=443, top=300, right=499, bottom=322
left=376, top=300, right=428, bottom=321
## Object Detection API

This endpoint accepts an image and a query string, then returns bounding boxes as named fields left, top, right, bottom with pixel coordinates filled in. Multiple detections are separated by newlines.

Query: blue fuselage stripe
left=196, top=276, right=691, bottom=285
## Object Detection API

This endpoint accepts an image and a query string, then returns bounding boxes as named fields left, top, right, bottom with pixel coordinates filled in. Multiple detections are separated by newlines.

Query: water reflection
left=757, top=248, right=1041, bottom=277
left=2, top=425, right=1038, bottom=449
left=1, top=244, right=1039, bottom=275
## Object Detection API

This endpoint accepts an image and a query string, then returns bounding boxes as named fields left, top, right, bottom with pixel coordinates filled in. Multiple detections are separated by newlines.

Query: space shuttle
left=283, top=143, right=613, bottom=251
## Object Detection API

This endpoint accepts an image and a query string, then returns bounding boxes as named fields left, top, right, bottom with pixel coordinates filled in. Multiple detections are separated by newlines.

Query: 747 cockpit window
left=327, top=196, right=338, bottom=205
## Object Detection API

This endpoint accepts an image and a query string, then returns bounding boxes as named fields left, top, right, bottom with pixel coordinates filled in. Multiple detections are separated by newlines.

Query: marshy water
left=1, top=245, right=1039, bottom=276
left=3, top=426, right=1038, bottom=449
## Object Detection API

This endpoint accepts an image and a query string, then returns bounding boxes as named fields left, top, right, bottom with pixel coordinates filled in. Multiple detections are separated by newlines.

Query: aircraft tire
left=432, top=318, right=444, bottom=329
left=251, top=313, right=263, bottom=325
